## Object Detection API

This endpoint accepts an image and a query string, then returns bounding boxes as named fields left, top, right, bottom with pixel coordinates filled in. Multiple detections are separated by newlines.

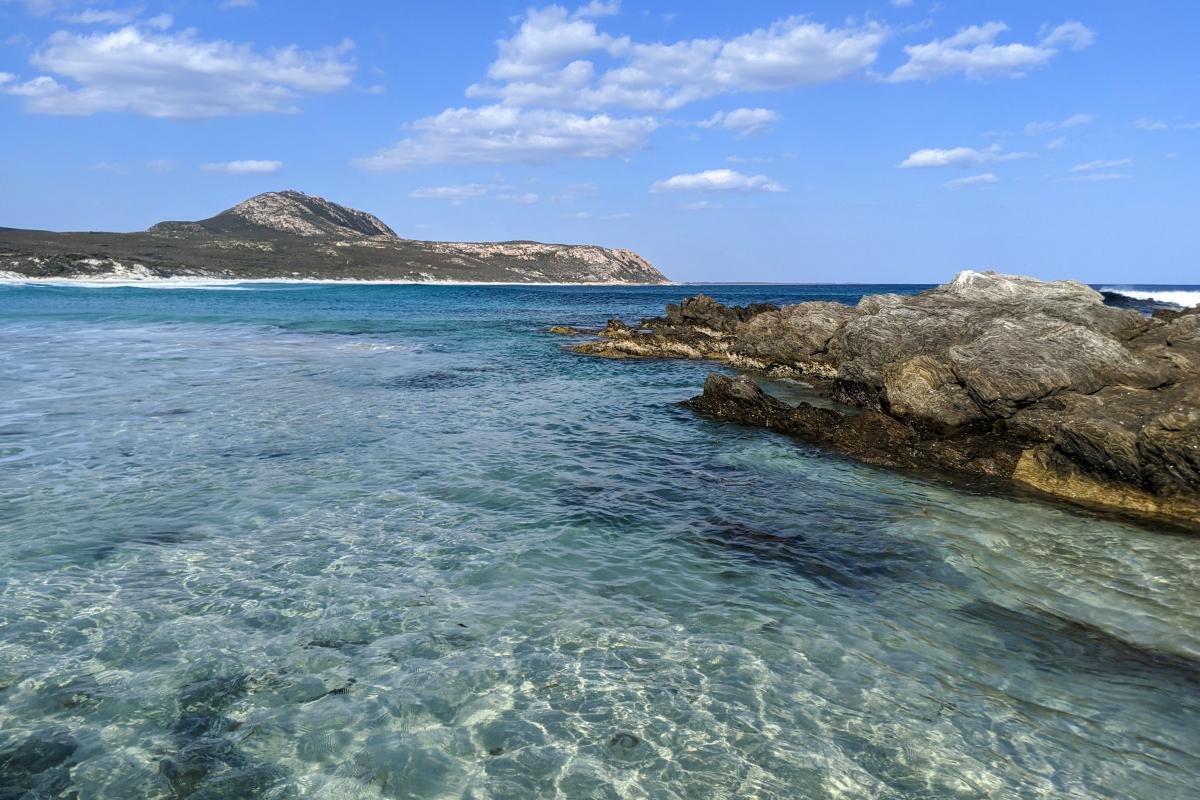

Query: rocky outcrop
left=1, top=191, right=669, bottom=284
left=566, top=271, right=1200, bottom=527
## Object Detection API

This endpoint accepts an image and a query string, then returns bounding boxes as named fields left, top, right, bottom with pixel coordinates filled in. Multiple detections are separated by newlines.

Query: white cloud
left=1039, top=21, right=1095, bottom=50
left=202, top=159, right=283, bottom=174
left=574, top=1, right=620, bottom=18
left=682, top=199, right=722, bottom=209
left=1045, top=136, right=1066, bottom=150
left=409, top=183, right=538, bottom=205
left=3, top=24, right=355, bottom=118
left=0, top=72, right=14, bottom=85
left=484, top=4, right=625, bottom=84
left=899, top=143, right=1033, bottom=168
left=565, top=210, right=631, bottom=220
left=409, top=184, right=492, bottom=201
left=890, top=0, right=914, bottom=7
left=700, top=107, right=778, bottom=136
left=1072, top=158, right=1132, bottom=172
left=943, top=173, right=998, bottom=189
left=353, top=105, right=658, bottom=170
left=1024, top=112, right=1093, bottom=135
left=59, top=7, right=137, bottom=25
left=1137, top=117, right=1200, bottom=131
left=497, top=192, right=539, bottom=204
left=888, top=20, right=1094, bottom=82
left=650, top=168, right=785, bottom=193
left=469, top=8, right=886, bottom=111
left=145, top=158, right=172, bottom=172
left=89, top=160, right=126, bottom=173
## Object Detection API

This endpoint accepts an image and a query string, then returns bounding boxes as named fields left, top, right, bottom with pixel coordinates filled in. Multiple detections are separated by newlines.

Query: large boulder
left=653, top=295, right=776, bottom=334
left=730, top=302, right=860, bottom=377
left=883, top=355, right=982, bottom=431
left=947, top=315, right=1164, bottom=418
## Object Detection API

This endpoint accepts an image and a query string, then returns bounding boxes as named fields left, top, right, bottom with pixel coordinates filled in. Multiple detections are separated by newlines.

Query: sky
left=0, top=1, right=1197, bottom=283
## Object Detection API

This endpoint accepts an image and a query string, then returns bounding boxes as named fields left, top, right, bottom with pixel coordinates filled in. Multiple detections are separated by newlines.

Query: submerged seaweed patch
left=694, top=515, right=940, bottom=595
left=0, top=728, right=78, bottom=799
left=956, top=600, right=1200, bottom=688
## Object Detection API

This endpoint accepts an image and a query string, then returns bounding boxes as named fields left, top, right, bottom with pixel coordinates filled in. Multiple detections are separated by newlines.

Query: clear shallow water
left=1, top=282, right=1198, bottom=800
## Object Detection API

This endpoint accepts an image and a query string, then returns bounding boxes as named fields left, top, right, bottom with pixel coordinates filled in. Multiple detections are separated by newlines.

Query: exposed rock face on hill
left=152, top=190, right=398, bottom=239
left=0, top=190, right=668, bottom=284
left=563, top=271, right=1200, bottom=526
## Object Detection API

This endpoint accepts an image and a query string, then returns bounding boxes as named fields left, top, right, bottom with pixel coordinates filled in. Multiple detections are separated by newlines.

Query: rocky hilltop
left=0, top=190, right=668, bottom=284
left=561, top=271, right=1200, bottom=527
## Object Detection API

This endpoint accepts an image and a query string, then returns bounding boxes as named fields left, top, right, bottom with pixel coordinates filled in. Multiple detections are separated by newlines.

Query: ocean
left=1, top=281, right=1198, bottom=799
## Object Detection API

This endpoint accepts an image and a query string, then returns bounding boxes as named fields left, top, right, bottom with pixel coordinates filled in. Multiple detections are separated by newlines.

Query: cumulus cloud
left=943, top=173, right=998, bottom=189
left=1072, top=158, right=1133, bottom=172
left=899, top=143, right=1034, bottom=168
left=353, top=105, right=658, bottom=170
left=2, top=24, right=355, bottom=118
left=650, top=168, right=785, bottom=193
left=468, top=7, right=886, bottom=111
left=1024, top=112, right=1093, bottom=136
left=699, top=107, right=778, bottom=136
left=485, top=3, right=625, bottom=83
left=202, top=159, right=283, bottom=174
left=889, top=20, right=1093, bottom=82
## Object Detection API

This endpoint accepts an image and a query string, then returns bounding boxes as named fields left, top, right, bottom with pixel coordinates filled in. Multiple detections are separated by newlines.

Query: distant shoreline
left=0, top=273, right=678, bottom=289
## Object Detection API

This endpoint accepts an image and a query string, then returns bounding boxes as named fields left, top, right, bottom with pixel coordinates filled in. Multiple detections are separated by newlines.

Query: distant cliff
left=0, top=190, right=669, bottom=284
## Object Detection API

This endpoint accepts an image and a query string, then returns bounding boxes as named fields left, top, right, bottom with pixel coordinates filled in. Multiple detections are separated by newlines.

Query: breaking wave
left=1101, top=288, right=1200, bottom=309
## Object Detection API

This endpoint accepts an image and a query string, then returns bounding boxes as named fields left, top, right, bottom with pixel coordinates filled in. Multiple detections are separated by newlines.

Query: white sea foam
left=1101, top=288, right=1200, bottom=308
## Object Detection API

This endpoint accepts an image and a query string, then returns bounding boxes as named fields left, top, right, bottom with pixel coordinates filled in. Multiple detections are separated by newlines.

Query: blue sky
left=1, top=1, right=1196, bottom=282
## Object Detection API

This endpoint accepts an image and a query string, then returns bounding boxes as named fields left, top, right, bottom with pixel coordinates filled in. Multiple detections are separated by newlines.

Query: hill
left=0, top=190, right=668, bottom=284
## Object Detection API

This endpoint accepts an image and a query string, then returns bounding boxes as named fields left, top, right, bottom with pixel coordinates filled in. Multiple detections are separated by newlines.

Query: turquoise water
left=1, top=282, right=1198, bottom=799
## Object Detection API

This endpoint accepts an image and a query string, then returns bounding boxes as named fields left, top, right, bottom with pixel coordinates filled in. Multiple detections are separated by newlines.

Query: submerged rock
left=0, top=728, right=78, bottom=799
left=566, top=271, right=1200, bottom=526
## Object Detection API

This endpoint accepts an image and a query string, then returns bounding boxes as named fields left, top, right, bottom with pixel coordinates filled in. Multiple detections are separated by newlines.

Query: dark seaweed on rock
left=567, top=271, right=1200, bottom=527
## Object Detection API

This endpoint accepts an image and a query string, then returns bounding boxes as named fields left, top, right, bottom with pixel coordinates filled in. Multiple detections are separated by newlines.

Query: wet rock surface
left=567, top=271, right=1200, bottom=526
